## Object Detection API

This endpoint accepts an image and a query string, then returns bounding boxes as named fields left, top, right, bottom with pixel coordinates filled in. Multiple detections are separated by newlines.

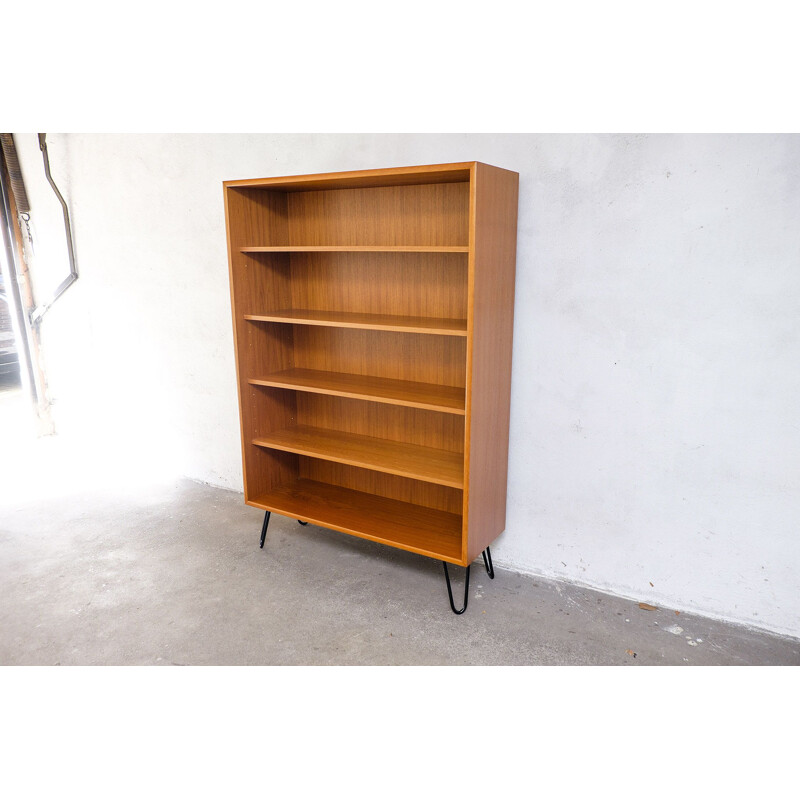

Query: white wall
left=13, top=133, right=800, bottom=637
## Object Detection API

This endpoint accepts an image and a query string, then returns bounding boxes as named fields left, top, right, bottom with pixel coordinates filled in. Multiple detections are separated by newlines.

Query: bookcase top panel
left=224, top=162, right=476, bottom=192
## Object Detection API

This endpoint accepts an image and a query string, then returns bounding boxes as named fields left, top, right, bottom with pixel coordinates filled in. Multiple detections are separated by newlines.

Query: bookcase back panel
left=288, top=252, right=467, bottom=318
left=298, top=458, right=463, bottom=516
left=286, top=183, right=469, bottom=246
left=295, top=393, right=465, bottom=454
left=292, top=327, right=467, bottom=388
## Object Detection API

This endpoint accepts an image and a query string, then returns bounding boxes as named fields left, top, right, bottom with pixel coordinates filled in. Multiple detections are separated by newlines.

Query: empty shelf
left=250, top=477, right=463, bottom=562
left=249, top=368, right=466, bottom=415
left=241, top=245, right=469, bottom=253
left=252, top=424, right=464, bottom=489
left=244, top=309, right=467, bottom=336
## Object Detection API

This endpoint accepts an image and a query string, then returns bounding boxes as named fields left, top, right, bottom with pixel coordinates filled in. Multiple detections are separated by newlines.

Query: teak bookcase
left=224, top=162, right=518, bottom=613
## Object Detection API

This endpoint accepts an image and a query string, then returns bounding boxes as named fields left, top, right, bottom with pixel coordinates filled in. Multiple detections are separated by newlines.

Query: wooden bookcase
left=224, top=162, right=518, bottom=584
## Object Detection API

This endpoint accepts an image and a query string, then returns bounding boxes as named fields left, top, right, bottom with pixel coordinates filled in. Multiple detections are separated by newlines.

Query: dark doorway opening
left=0, top=270, right=21, bottom=388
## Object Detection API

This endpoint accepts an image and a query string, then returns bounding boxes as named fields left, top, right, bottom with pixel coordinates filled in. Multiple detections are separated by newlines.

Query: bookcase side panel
left=463, top=164, right=519, bottom=563
left=225, top=186, right=297, bottom=500
left=230, top=187, right=289, bottom=247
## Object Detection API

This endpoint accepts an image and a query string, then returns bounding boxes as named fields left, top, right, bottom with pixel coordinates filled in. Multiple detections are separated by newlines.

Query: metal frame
left=29, top=135, right=79, bottom=325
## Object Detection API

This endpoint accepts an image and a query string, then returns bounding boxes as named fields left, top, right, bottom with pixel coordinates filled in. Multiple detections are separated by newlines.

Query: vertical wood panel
left=226, top=186, right=296, bottom=500
left=463, top=163, right=519, bottom=563
left=287, top=183, right=469, bottom=246
left=295, top=393, right=464, bottom=453
left=289, top=251, right=467, bottom=319
left=300, top=460, right=463, bottom=514
left=292, top=327, right=466, bottom=388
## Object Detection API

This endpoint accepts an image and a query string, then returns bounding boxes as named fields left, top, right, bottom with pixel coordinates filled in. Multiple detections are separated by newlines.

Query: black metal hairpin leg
left=259, top=510, right=271, bottom=549
left=442, top=562, right=471, bottom=615
left=442, top=547, right=495, bottom=614
left=483, top=546, right=495, bottom=579
left=297, top=520, right=308, bottom=526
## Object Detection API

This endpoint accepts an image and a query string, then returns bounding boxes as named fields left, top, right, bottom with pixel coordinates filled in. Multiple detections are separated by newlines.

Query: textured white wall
left=13, top=133, right=800, bottom=636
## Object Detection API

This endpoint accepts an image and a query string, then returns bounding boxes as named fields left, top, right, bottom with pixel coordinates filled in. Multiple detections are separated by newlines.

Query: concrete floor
left=2, top=471, right=799, bottom=666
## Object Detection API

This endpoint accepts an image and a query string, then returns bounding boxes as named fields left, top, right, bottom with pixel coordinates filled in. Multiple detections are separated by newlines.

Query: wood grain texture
left=226, top=189, right=288, bottom=247
left=225, top=189, right=295, bottom=501
left=249, top=477, right=463, bottom=562
left=224, top=162, right=473, bottom=191
left=249, top=368, right=465, bottom=414
left=287, top=183, right=469, bottom=247
left=299, top=460, right=463, bottom=515
left=293, top=327, right=466, bottom=387
left=294, top=394, right=464, bottom=453
left=462, top=163, right=519, bottom=562
left=244, top=309, right=467, bottom=336
left=252, top=424, right=464, bottom=488
left=287, top=252, right=467, bottom=320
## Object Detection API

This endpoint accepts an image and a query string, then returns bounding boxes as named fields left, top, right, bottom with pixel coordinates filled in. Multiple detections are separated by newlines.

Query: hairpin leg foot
left=442, top=561, right=470, bottom=615
left=259, top=510, right=271, bottom=549
left=298, top=520, right=308, bottom=526
left=482, top=546, right=495, bottom=579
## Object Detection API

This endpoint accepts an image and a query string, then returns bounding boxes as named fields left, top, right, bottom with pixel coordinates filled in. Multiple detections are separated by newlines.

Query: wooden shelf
left=244, top=309, right=467, bottom=336
left=250, top=477, right=463, bottom=562
left=252, top=424, right=464, bottom=489
left=241, top=245, right=469, bottom=253
left=249, top=368, right=465, bottom=415
left=225, top=162, right=473, bottom=191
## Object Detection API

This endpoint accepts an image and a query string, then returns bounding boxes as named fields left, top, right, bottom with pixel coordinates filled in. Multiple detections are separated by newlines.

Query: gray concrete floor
left=2, top=474, right=798, bottom=666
